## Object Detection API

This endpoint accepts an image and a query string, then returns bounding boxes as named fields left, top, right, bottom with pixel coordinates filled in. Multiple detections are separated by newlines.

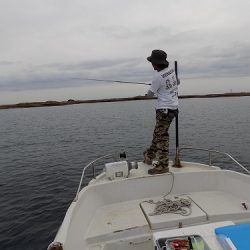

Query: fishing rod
left=72, top=77, right=151, bottom=86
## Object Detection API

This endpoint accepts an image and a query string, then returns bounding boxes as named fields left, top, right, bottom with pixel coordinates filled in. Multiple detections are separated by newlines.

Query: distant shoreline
left=0, top=92, right=250, bottom=110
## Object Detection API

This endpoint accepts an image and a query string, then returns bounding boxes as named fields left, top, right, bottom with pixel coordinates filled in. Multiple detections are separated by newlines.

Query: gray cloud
left=0, top=57, right=152, bottom=91
left=180, top=43, right=250, bottom=79
left=1, top=0, right=250, bottom=99
left=1, top=41, right=250, bottom=92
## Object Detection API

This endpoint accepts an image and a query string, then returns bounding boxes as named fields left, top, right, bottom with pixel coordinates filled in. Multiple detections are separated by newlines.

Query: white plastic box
left=105, top=161, right=129, bottom=180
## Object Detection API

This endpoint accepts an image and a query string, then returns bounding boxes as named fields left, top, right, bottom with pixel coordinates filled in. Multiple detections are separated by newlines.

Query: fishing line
left=70, top=77, right=151, bottom=86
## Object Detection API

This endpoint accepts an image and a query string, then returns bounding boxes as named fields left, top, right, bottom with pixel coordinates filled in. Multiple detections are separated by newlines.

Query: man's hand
left=146, top=90, right=155, bottom=97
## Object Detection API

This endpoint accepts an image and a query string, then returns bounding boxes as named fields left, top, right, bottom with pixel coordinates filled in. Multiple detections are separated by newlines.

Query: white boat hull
left=49, top=161, right=250, bottom=250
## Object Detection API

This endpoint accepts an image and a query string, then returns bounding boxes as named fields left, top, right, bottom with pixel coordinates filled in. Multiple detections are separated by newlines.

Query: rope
left=146, top=197, right=192, bottom=216
left=141, top=172, right=192, bottom=217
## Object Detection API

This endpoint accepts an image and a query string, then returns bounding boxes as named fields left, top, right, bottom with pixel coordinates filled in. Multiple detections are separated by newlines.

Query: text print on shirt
left=162, top=69, right=178, bottom=98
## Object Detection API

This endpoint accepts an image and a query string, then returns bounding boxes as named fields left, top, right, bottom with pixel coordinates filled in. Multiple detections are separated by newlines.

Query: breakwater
left=1, top=92, right=250, bottom=109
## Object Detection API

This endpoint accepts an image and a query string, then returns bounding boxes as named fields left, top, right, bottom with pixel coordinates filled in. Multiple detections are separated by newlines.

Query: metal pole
left=209, top=152, right=212, bottom=166
left=173, top=61, right=182, bottom=168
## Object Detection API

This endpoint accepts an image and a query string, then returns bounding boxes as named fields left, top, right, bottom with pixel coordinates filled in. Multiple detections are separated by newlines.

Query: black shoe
left=148, top=166, right=169, bottom=175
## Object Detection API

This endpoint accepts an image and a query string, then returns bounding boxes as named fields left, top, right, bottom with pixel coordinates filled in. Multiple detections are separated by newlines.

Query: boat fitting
left=47, top=242, right=63, bottom=250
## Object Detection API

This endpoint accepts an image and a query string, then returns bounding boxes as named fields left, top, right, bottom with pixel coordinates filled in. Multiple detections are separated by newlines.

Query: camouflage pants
left=145, top=110, right=175, bottom=166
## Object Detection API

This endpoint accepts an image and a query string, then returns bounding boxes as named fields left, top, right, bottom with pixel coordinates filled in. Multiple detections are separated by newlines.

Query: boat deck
left=53, top=161, right=250, bottom=250
left=86, top=190, right=250, bottom=246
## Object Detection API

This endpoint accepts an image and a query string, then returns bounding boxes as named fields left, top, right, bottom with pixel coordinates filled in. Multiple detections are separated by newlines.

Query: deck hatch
left=140, top=195, right=207, bottom=230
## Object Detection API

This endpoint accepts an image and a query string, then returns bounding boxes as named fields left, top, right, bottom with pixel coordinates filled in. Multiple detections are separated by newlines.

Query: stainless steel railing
left=74, top=152, right=125, bottom=201
left=179, top=147, right=250, bottom=175
left=74, top=148, right=249, bottom=201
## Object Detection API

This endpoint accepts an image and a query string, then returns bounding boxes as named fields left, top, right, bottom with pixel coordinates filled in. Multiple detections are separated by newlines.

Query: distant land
left=0, top=92, right=250, bottom=110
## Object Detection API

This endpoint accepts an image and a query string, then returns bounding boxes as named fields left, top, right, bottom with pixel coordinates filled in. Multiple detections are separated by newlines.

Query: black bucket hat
left=147, top=49, right=168, bottom=65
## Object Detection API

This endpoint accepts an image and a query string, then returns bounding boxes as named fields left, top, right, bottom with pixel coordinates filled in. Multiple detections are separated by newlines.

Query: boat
left=48, top=147, right=250, bottom=250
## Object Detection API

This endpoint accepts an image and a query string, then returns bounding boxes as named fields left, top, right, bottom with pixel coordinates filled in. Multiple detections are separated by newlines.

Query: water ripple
left=0, top=98, right=250, bottom=250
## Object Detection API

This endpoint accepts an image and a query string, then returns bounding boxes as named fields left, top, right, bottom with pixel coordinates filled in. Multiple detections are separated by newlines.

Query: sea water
left=0, top=97, right=250, bottom=250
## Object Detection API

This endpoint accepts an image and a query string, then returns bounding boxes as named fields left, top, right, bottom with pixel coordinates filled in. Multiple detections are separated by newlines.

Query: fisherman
left=144, top=49, right=179, bottom=175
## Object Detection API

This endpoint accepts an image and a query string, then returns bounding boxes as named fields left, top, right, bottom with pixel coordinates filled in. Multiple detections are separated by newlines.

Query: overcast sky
left=1, top=0, right=250, bottom=104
